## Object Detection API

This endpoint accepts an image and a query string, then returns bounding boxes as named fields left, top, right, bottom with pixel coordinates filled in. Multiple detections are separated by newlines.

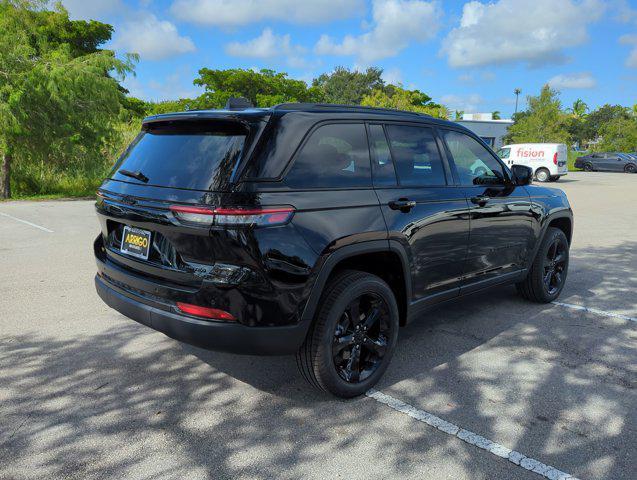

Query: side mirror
left=511, top=164, right=533, bottom=186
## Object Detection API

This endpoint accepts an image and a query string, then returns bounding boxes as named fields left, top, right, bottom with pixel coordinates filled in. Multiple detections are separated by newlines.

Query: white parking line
left=367, top=389, right=579, bottom=480
left=552, top=301, right=636, bottom=323
left=0, top=211, right=54, bottom=233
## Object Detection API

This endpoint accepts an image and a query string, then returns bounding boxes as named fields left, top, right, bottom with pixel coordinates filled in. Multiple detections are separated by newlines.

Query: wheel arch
left=525, top=211, right=573, bottom=271
left=300, top=240, right=411, bottom=327
left=548, top=215, right=573, bottom=245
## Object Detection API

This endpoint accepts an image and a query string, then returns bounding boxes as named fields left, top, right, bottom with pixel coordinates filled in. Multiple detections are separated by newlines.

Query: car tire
left=535, top=168, right=550, bottom=182
left=625, top=164, right=636, bottom=174
left=516, top=227, right=569, bottom=303
left=296, top=270, right=399, bottom=398
left=583, top=163, right=594, bottom=172
left=548, top=176, right=560, bottom=182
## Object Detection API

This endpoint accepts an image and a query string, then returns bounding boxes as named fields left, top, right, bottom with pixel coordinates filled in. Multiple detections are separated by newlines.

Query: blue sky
left=60, top=0, right=637, bottom=118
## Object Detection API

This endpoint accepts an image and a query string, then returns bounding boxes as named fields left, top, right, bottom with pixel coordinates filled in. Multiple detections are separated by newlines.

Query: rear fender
left=299, top=240, right=411, bottom=325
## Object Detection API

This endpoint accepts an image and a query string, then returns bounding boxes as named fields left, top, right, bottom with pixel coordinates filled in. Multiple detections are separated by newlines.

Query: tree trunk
left=0, top=152, right=11, bottom=199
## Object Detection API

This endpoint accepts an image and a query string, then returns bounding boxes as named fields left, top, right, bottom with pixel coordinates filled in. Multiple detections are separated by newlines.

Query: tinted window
left=385, top=125, right=447, bottom=186
left=497, top=147, right=511, bottom=159
left=111, top=122, right=246, bottom=191
left=441, top=130, right=507, bottom=186
left=285, top=123, right=371, bottom=188
left=368, top=124, right=397, bottom=186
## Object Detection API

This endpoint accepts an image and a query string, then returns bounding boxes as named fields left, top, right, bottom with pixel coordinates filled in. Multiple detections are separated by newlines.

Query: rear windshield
left=110, top=122, right=247, bottom=191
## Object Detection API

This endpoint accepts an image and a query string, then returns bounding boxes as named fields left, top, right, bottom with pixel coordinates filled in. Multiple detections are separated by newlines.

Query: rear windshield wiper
left=119, top=169, right=149, bottom=183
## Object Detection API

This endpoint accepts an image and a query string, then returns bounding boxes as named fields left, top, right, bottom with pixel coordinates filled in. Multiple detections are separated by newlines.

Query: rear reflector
left=170, top=205, right=294, bottom=227
left=553, top=152, right=558, bottom=165
left=176, top=302, right=236, bottom=321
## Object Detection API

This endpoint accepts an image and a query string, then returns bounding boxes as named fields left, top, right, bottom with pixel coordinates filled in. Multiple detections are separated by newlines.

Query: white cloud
left=382, top=67, right=403, bottom=85
left=441, top=0, right=604, bottom=68
left=123, top=70, right=203, bottom=101
left=59, top=0, right=123, bottom=20
left=620, top=34, right=637, bottom=68
left=115, top=14, right=195, bottom=60
left=440, top=93, right=483, bottom=112
left=315, top=0, right=442, bottom=64
left=225, top=29, right=308, bottom=67
left=458, top=71, right=496, bottom=83
left=170, top=0, right=363, bottom=26
left=615, top=0, right=637, bottom=24
left=548, top=72, right=597, bottom=89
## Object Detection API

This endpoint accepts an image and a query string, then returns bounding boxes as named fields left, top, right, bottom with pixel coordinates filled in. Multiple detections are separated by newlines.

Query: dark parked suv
left=94, top=102, right=573, bottom=397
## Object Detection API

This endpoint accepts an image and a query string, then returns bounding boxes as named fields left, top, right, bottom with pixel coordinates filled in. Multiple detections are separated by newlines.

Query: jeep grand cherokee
left=94, top=102, right=573, bottom=397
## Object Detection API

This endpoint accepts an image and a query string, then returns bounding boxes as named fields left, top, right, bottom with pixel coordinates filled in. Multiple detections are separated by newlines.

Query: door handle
left=470, top=195, right=489, bottom=206
left=388, top=199, right=416, bottom=212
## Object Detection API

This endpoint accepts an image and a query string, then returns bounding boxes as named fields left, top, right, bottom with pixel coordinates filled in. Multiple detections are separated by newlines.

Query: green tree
left=360, top=84, right=448, bottom=119
left=312, top=67, right=385, bottom=105
left=454, top=110, right=464, bottom=120
left=595, top=117, right=637, bottom=152
left=0, top=0, right=135, bottom=198
left=505, top=85, right=570, bottom=144
left=585, top=104, right=629, bottom=139
left=193, top=68, right=319, bottom=108
left=569, top=99, right=588, bottom=118
left=491, top=110, right=501, bottom=120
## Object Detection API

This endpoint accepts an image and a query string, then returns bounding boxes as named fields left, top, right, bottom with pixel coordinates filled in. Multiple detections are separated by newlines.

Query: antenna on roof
left=225, top=97, right=253, bottom=111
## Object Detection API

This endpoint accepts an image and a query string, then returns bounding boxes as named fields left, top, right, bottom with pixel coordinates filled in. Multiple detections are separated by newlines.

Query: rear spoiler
left=141, top=111, right=269, bottom=129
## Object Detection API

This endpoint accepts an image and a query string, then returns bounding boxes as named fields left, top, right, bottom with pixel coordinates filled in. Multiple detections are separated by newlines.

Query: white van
left=496, top=143, right=568, bottom=182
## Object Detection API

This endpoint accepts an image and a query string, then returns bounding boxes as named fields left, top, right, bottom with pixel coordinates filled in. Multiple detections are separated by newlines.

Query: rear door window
left=284, top=123, right=371, bottom=189
left=384, top=124, right=447, bottom=186
left=111, top=122, right=247, bottom=191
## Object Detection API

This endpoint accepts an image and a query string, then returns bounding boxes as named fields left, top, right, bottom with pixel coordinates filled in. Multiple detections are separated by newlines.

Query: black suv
left=95, top=102, right=573, bottom=397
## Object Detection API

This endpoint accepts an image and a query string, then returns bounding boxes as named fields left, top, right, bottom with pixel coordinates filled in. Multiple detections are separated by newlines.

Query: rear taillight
left=213, top=207, right=294, bottom=226
left=176, top=302, right=236, bottom=321
left=553, top=152, right=558, bottom=165
left=170, top=205, right=294, bottom=227
left=170, top=205, right=215, bottom=225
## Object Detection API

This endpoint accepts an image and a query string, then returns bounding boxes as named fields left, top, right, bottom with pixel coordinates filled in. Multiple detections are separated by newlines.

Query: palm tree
left=569, top=99, right=588, bottom=118
left=492, top=110, right=501, bottom=120
left=514, top=88, right=521, bottom=115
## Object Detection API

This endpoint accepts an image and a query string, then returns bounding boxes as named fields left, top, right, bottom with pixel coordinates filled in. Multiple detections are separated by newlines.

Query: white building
left=455, top=113, right=513, bottom=150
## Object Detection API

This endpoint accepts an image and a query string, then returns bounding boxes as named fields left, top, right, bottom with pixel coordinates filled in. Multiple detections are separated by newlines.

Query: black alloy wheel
left=584, top=163, right=594, bottom=172
left=332, top=293, right=391, bottom=383
left=516, top=227, right=569, bottom=303
left=296, top=270, right=399, bottom=397
left=625, top=164, right=636, bottom=174
left=542, top=236, right=567, bottom=295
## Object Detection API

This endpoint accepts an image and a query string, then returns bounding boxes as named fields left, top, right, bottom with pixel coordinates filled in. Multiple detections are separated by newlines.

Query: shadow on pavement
left=0, top=243, right=635, bottom=479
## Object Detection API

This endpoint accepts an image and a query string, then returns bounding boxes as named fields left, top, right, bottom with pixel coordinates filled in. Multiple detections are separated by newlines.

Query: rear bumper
left=95, top=274, right=309, bottom=355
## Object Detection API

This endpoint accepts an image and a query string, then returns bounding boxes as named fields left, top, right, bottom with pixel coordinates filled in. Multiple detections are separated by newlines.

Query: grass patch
left=568, top=150, right=585, bottom=171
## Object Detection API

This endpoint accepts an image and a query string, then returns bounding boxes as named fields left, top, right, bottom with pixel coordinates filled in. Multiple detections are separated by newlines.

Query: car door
left=614, top=154, right=629, bottom=171
left=438, top=128, right=535, bottom=292
left=595, top=153, right=615, bottom=171
left=369, top=123, right=470, bottom=304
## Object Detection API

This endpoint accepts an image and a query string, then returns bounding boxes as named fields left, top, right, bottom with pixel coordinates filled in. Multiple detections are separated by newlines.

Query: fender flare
left=299, top=240, right=411, bottom=325
left=526, top=209, right=573, bottom=270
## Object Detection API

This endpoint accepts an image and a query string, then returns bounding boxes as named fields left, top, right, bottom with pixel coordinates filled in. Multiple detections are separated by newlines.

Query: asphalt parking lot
left=1, top=171, right=635, bottom=480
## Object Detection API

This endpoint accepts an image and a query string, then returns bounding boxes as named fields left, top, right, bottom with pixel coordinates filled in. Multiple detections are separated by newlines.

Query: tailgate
left=95, top=185, right=222, bottom=287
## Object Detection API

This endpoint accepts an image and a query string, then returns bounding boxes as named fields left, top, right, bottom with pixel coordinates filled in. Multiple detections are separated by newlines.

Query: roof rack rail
left=271, top=102, right=430, bottom=117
